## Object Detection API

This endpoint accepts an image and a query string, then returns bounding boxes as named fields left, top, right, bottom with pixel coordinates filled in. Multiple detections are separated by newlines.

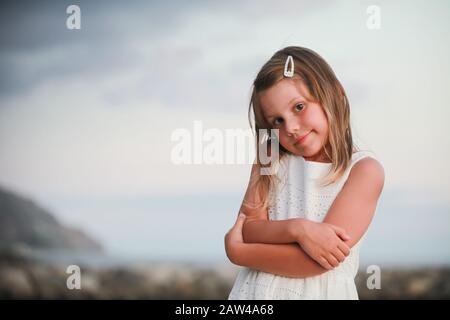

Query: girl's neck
left=303, top=150, right=332, bottom=163
left=303, top=146, right=359, bottom=163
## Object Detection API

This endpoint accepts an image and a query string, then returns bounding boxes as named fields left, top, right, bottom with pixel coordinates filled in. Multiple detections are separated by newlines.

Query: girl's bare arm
left=240, top=162, right=351, bottom=269
left=225, top=158, right=385, bottom=278
left=239, top=163, right=300, bottom=244
left=322, top=158, right=384, bottom=248
left=229, top=242, right=329, bottom=278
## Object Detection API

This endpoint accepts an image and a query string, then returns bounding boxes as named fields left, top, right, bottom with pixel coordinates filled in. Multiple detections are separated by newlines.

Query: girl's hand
left=224, top=213, right=246, bottom=263
left=294, top=219, right=351, bottom=270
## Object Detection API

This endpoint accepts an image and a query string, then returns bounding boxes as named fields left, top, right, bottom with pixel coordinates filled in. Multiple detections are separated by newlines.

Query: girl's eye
left=295, top=103, right=305, bottom=112
left=273, top=118, right=283, bottom=126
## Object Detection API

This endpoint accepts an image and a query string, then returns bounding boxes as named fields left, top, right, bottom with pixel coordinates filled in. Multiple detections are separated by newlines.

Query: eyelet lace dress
left=228, top=150, right=379, bottom=300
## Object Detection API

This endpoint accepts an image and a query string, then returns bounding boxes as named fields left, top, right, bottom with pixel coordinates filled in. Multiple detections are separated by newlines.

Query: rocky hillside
left=0, top=186, right=102, bottom=253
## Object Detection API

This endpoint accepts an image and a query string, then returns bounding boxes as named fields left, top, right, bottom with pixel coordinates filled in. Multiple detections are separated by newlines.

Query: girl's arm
left=240, top=163, right=349, bottom=246
left=243, top=215, right=300, bottom=244
left=322, top=158, right=384, bottom=248
left=225, top=158, right=385, bottom=278
left=240, top=163, right=351, bottom=269
left=243, top=216, right=352, bottom=270
left=226, top=216, right=331, bottom=278
left=239, top=163, right=302, bottom=244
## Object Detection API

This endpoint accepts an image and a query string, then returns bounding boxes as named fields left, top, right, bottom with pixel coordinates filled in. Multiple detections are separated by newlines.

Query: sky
left=0, top=0, right=449, bottom=266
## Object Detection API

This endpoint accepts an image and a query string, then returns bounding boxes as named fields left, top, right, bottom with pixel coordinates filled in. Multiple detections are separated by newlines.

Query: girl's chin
left=290, top=145, right=321, bottom=158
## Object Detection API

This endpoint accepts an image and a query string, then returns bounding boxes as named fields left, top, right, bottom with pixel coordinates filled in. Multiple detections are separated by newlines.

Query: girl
left=224, top=46, right=385, bottom=299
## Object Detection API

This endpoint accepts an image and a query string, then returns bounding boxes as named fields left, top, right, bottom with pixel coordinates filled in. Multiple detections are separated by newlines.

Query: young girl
left=224, top=46, right=385, bottom=299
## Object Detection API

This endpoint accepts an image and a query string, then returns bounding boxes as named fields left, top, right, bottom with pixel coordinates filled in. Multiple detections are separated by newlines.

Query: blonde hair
left=245, top=46, right=359, bottom=210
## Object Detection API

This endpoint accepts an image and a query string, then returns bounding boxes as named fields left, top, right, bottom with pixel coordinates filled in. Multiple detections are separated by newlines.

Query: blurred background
left=0, top=0, right=449, bottom=299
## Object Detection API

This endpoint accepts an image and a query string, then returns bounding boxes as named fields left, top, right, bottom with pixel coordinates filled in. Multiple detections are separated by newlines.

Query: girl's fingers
left=338, top=242, right=351, bottom=256
left=225, top=213, right=246, bottom=244
left=327, top=255, right=340, bottom=268
left=235, top=213, right=246, bottom=226
left=330, top=224, right=351, bottom=241
left=319, top=257, right=333, bottom=270
left=333, top=249, right=346, bottom=263
left=231, top=213, right=246, bottom=233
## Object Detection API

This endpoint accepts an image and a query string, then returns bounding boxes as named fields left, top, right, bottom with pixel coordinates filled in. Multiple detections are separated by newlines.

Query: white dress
left=228, top=150, right=379, bottom=300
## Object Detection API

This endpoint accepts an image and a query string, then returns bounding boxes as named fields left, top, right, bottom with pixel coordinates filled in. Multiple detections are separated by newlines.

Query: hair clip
left=283, top=55, right=294, bottom=77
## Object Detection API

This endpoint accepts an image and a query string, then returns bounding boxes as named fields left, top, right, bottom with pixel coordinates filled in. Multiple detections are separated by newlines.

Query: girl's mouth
left=294, top=131, right=310, bottom=145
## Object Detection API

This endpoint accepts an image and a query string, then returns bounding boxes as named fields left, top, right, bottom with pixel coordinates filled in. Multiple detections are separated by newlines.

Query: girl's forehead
left=260, top=79, right=311, bottom=108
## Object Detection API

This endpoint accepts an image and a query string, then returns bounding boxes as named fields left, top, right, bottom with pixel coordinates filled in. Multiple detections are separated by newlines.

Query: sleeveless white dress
left=228, top=150, right=379, bottom=300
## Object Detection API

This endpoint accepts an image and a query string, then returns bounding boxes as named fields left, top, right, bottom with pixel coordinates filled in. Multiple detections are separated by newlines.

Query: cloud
left=0, top=0, right=449, bottom=204
left=0, top=0, right=204, bottom=97
left=0, top=0, right=333, bottom=107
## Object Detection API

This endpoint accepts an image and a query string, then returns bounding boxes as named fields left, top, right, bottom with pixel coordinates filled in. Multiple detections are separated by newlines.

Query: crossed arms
left=224, top=158, right=385, bottom=279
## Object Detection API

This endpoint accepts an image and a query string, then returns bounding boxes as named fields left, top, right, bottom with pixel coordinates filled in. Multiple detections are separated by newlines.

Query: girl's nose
left=285, top=118, right=300, bottom=136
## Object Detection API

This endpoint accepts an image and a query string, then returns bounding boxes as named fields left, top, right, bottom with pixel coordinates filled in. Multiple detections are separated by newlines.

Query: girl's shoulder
left=350, top=149, right=381, bottom=167
left=348, top=150, right=384, bottom=188
left=347, top=150, right=382, bottom=171
left=334, top=150, right=383, bottom=188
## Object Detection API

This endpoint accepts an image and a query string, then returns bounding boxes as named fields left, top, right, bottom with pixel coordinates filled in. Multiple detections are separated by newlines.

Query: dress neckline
left=303, top=157, right=332, bottom=165
left=289, top=150, right=367, bottom=166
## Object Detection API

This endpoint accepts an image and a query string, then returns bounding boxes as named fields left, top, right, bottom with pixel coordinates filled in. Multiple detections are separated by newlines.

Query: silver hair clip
left=283, top=55, right=294, bottom=77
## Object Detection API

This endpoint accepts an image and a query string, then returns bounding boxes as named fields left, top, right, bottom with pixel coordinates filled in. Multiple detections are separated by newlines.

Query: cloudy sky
left=0, top=0, right=449, bottom=265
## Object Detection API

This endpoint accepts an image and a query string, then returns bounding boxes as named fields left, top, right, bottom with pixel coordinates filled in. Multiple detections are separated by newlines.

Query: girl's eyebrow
left=265, top=96, right=304, bottom=119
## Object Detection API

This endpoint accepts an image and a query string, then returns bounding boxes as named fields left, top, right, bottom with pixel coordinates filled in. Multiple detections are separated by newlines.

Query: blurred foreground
left=1, top=187, right=449, bottom=299
left=1, top=249, right=449, bottom=299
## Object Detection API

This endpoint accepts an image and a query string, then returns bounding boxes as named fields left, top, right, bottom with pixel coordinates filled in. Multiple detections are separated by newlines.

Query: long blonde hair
left=246, top=46, right=359, bottom=210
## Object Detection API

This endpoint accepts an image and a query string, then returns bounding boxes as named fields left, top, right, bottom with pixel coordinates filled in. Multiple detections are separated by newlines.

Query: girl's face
left=259, top=78, right=330, bottom=162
